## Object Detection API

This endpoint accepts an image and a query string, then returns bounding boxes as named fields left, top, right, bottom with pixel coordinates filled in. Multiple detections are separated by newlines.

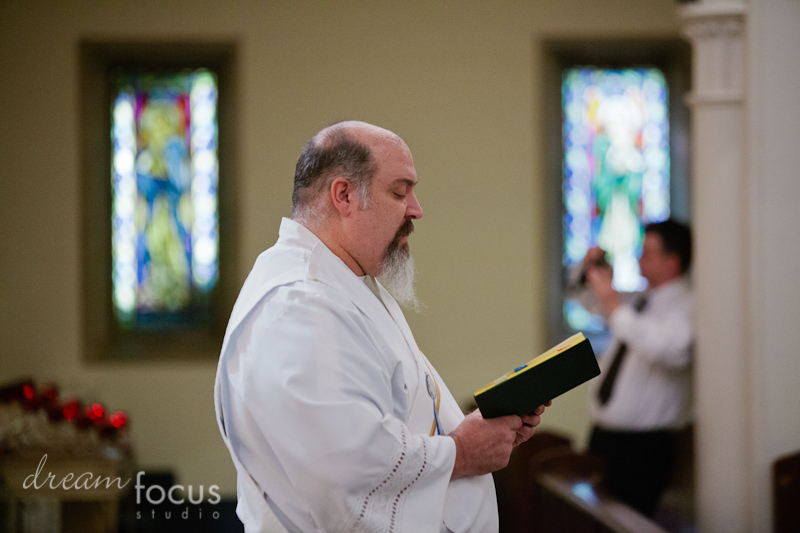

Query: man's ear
left=330, top=177, right=357, bottom=216
left=666, top=252, right=683, bottom=278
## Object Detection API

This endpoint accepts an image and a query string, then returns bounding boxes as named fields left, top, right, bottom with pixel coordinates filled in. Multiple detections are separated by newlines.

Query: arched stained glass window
left=562, top=68, right=670, bottom=331
left=111, top=70, right=219, bottom=330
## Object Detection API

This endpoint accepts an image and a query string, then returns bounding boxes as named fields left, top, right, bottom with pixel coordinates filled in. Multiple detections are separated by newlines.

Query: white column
left=745, top=1, right=800, bottom=531
left=679, top=2, right=751, bottom=532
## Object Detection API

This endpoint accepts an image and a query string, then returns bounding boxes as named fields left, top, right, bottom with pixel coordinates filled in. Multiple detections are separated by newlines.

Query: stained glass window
left=562, top=68, right=670, bottom=331
left=111, top=70, right=219, bottom=330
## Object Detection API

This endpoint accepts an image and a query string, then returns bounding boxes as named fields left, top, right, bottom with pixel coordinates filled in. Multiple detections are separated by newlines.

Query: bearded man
left=214, top=121, right=548, bottom=533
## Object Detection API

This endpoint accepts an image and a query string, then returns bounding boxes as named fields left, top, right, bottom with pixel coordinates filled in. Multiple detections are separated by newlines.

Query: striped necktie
left=597, top=295, right=648, bottom=405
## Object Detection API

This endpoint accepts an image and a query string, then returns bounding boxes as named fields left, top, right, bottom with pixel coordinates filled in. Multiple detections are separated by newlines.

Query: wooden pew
left=493, top=431, right=679, bottom=533
left=493, top=430, right=573, bottom=532
left=535, top=450, right=669, bottom=533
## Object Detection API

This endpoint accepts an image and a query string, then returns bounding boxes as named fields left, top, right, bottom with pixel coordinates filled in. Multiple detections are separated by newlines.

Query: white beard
left=378, top=244, right=421, bottom=311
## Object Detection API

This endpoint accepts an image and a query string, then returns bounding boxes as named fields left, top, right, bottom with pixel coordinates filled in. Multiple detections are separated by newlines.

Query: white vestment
left=214, top=218, right=497, bottom=533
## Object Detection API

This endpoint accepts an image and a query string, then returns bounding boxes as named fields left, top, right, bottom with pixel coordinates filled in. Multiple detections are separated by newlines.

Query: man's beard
left=378, top=219, right=421, bottom=311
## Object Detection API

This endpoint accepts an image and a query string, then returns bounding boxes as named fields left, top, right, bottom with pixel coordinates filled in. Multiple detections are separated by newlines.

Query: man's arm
left=609, top=298, right=693, bottom=369
left=587, top=264, right=692, bottom=368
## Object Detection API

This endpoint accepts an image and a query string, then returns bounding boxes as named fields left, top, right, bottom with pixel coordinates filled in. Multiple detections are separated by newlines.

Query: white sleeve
left=608, top=300, right=693, bottom=369
left=234, top=290, right=456, bottom=533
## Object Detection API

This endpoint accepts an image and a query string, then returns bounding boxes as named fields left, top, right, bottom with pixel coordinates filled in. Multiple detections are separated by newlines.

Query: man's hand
left=584, top=246, right=607, bottom=266
left=449, top=410, right=519, bottom=480
left=514, top=401, right=551, bottom=446
left=585, top=250, right=619, bottom=316
left=449, top=402, right=552, bottom=480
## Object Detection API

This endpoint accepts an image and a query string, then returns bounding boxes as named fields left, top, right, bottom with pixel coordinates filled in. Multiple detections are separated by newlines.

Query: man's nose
left=406, top=192, right=423, bottom=220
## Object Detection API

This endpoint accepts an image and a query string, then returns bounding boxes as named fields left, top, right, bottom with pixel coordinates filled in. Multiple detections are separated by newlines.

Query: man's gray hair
left=291, top=125, right=375, bottom=221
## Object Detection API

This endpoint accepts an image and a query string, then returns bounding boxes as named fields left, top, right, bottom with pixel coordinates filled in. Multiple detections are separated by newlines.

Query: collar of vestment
left=277, top=218, right=409, bottom=333
left=277, top=218, right=435, bottom=431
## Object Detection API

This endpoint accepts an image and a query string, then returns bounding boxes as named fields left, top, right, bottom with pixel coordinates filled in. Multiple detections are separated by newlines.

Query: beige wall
left=0, top=0, right=682, bottom=495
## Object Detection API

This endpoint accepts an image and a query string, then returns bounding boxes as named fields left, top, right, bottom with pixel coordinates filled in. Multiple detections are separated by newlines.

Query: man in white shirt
left=572, top=219, right=693, bottom=517
left=214, top=121, right=548, bottom=532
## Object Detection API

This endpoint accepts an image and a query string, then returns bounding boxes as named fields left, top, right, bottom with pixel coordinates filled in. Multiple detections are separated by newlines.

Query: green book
left=474, top=333, right=600, bottom=419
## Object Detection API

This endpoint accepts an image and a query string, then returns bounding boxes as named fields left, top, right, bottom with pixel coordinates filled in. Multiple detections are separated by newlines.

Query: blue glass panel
left=111, top=70, right=219, bottom=330
left=562, top=68, right=670, bottom=331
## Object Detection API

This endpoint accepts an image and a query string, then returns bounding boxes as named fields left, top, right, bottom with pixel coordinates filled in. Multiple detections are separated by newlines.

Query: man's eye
left=395, top=193, right=406, bottom=199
